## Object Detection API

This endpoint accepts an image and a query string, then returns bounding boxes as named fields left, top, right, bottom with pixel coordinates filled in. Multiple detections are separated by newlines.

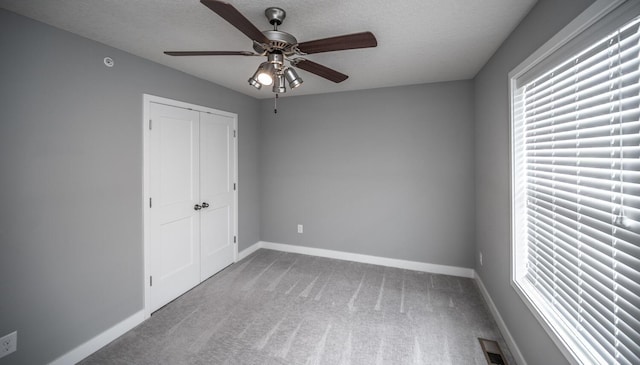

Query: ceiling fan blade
left=298, top=32, right=377, bottom=54
left=200, top=0, right=269, bottom=44
left=293, top=59, right=348, bottom=83
left=164, top=51, right=256, bottom=56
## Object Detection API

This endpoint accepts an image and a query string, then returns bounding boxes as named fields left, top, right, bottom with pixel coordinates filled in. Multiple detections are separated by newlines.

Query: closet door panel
left=149, top=102, right=200, bottom=313
left=200, top=112, right=235, bottom=279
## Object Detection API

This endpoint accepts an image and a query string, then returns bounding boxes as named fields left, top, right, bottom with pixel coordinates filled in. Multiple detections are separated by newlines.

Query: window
left=510, top=1, right=640, bottom=364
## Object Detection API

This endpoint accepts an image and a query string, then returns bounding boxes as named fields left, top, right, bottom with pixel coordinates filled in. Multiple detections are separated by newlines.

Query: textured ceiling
left=0, top=0, right=537, bottom=99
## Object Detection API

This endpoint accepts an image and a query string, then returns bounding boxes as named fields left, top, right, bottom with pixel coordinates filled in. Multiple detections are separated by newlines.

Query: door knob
left=201, top=202, right=210, bottom=208
left=194, top=204, right=202, bottom=211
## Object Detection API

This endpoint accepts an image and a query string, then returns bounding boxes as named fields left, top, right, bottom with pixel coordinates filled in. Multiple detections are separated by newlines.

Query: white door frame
left=142, top=94, right=238, bottom=319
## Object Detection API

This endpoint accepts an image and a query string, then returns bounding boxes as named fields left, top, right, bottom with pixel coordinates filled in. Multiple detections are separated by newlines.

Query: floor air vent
left=478, top=338, right=508, bottom=365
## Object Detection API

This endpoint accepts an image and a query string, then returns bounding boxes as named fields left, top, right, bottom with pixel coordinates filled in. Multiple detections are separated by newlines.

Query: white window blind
left=512, top=12, right=640, bottom=365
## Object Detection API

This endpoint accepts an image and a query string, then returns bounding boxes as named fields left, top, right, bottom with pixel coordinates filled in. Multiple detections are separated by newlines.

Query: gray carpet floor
left=80, top=249, right=515, bottom=364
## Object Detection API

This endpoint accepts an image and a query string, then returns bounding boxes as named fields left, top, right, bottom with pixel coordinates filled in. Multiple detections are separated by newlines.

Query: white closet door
left=148, top=102, right=200, bottom=313
left=199, top=112, right=235, bottom=280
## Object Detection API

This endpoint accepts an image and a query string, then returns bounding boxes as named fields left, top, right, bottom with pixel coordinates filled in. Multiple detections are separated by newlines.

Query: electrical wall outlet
left=0, top=331, right=17, bottom=359
left=297, top=224, right=303, bottom=234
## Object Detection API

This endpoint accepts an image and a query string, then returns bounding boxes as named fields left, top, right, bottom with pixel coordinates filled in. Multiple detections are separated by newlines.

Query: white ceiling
left=1, top=0, right=537, bottom=99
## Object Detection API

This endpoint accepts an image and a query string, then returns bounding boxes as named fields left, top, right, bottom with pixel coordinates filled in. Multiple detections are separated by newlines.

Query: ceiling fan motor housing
left=253, top=30, right=298, bottom=55
left=253, top=7, right=299, bottom=55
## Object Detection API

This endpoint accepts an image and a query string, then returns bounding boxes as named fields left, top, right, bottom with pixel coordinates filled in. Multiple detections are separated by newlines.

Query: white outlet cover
left=297, top=224, right=303, bottom=234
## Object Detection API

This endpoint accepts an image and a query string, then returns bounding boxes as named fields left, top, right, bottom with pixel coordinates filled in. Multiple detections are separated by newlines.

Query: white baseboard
left=238, top=241, right=263, bottom=261
left=241, top=241, right=474, bottom=278
left=475, top=274, right=527, bottom=365
left=49, top=310, right=145, bottom=365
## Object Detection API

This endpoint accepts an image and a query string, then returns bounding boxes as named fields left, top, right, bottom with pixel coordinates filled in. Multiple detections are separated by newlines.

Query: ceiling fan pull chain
left=274, top=94, right=278, bottom=114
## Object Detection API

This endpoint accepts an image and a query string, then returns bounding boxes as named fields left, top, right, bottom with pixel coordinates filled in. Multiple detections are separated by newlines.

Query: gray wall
left=0, top=10, right=260, bottom=365
left=259, top=82, right=476, bottom=268
left=473, top=0, right=595, bottom=364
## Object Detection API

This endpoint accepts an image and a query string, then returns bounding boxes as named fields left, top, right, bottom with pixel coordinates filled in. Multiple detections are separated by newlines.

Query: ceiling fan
left=164, top=0, right=378, bottom=95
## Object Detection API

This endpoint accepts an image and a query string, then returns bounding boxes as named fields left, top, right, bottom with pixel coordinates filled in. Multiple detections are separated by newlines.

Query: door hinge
left=150, top=276, right=153, bottom=286
left=149, top=119, right=152, bottom=130
left=234, top=183, right=237, bottom=191
left=149, top=197, right=152, bottom=208
left=234, top=236, right=237, bottom=243
left=233, top=130, right=236, bottom=138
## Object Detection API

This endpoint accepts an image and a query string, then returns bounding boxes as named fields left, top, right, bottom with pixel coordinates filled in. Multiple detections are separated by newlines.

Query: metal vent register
left=478, top=338, right=508, bottom=365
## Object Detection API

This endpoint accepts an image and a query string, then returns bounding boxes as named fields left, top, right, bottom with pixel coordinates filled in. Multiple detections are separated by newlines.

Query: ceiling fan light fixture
left=254, top=62, right=274, bottom=86
left=257, top=72, right=273, bottom=86
left=273, top=74, right=287, bottom=93
left=248, top=77, right=262, bottom=89
left=284, top=67, right=303, bottom=89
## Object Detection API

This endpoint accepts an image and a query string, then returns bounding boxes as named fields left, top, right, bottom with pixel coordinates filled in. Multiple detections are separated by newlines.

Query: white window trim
left=508, top=1, right=632, bottom=364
